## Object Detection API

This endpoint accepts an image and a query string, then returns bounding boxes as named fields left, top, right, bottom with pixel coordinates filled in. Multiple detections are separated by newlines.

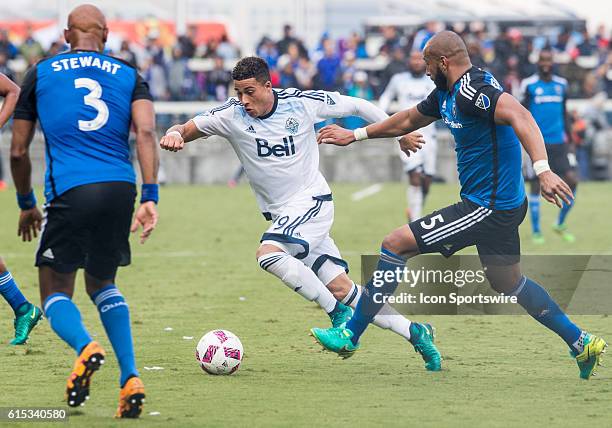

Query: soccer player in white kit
left=379, top=50, right=438, bottom=221
left=160, top=57, right=439, bottom=367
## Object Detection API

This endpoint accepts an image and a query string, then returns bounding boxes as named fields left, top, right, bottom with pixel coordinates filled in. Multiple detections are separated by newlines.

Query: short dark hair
left=231, top=56, right=271, bottom=83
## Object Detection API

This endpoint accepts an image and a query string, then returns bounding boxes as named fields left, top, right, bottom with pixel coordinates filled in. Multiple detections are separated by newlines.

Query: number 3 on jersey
left=74, top=78, right=109, bottom=132
left=420, top=214, right=444, bottom=230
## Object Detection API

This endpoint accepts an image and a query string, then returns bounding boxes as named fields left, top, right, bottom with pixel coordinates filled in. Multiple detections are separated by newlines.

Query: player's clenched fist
left=160, top=130, right=185, bottom=152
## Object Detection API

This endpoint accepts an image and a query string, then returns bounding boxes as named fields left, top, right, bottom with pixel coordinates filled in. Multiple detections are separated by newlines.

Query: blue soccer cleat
left=409, top=322, right=442, bottom=371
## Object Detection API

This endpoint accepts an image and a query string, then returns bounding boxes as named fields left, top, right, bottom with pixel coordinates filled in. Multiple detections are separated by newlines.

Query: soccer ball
left=196, top=329, right=244, bottom=375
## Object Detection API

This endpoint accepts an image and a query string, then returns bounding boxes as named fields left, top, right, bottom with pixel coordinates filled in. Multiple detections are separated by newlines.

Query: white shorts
left=400, top=138, right=438, bottom=176
left=260, top=193, right=348, bottom=286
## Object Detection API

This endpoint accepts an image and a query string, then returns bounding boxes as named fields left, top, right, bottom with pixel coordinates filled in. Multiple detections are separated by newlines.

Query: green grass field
left=1, top=182, right=611, bottom=427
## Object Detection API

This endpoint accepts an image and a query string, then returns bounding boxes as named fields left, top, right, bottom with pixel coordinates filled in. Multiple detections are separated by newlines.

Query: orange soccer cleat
left=115, top=377, right=146, bottom=418
left=66, top=341, right=106, bottom=407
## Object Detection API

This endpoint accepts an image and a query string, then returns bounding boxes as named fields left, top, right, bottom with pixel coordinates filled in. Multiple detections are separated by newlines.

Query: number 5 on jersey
left=75, top=78, right=109, bottom=132
left=420, top=214, right=444, bottom=230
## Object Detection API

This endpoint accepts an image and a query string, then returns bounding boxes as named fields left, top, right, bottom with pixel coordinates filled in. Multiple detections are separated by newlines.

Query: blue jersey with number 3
left=15, top=50, right=152, bottom=202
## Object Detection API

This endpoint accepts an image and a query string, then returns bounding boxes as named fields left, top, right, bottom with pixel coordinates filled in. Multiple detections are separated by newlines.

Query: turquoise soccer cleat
left=329, top=303, right=353, bottom=328
left=10, top=303, right=43, bottom=345
left=571, top=334, right=607, bottom=380
left=409, top=323, right=442, bottom=371
left=310, top=327, right=359, bottom=359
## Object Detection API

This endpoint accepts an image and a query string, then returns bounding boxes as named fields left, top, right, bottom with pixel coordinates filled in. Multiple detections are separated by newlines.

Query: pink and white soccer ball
left=196, top=330, right=244, bottom=375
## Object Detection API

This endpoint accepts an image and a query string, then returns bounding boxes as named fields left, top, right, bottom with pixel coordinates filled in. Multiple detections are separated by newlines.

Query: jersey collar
left=258, top=91, right=278, bottom=120
left=450, top=65, right=476, bottom=95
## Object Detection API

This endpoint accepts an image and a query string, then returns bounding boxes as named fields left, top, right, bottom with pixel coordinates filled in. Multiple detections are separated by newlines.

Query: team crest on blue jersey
left=555, top=85, right=562, bottom=94
left=285, top=117, right=299, bottom=135
left=475, top=93, right=491, bottom=110
left=535, top=87, right=544, bottom=95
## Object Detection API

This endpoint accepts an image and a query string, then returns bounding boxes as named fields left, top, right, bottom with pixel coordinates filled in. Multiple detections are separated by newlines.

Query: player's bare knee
left=326, top=274, right=352, bottom=300
left=382, top=227, right=417, bottom=256
left=256, top=244, right=284, bottom=261
left=0, top=257, right=6, bottom=273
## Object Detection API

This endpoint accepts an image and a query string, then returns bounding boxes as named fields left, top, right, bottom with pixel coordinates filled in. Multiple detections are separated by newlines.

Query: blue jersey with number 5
left=14, top=50, right=152, bottom=202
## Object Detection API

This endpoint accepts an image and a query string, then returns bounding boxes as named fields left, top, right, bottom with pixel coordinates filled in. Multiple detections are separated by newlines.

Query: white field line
left=350, top=184, right=383, bottom=201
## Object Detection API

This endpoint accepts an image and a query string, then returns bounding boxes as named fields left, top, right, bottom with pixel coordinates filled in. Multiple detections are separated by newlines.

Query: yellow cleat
left=574, top=334, right=607, bottom=380
left=66, top=341, right=106, bottom=407
left=115, top=377, right=146, bottom=418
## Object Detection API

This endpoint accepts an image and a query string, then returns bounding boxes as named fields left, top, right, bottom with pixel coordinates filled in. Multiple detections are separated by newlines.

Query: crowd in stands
left=1, top=21, right=612, bottom=102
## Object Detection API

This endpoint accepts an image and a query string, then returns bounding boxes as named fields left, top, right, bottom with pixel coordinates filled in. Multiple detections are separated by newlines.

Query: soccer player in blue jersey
left=10, top=5, right=159, bottom=417
left=0, top=72, right=43, bottom=345
left=519, top=50, right=577, bottom=244
left=312, top=31, right=606, bottom=379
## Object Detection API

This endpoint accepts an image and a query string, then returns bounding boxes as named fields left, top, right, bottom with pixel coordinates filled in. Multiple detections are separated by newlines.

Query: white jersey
left=379, top=72, right=437, bottom=142
left=192, top=88, right=388, bottom=217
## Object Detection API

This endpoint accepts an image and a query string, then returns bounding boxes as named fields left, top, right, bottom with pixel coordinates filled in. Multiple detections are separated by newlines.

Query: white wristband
left=353, top=127, right=369, bottom=141
left=533, top=159, right=551, bottom=176
left=166, top=130, right=182, bottom=139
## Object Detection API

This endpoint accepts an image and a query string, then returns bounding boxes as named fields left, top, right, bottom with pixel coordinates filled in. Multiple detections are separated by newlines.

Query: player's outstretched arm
left=160, top=119, right=205, bottom=152
left=317, top=106, right=435, bottom=147
left=10, top=119, right=43, bottom=241
left=0, top=73, right=19, bottom=129
left=131, top=99, right=159, bottom=244
left=494, top=92, right=573, bottom=208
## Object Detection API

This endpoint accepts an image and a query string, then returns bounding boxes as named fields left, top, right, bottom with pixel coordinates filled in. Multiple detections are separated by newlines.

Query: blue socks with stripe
left=346, top=247, right=408, bottom=345
left=512, top=276, right=583, bottom=352
left=558, top=188, right=576, bottom=227
left=91, top=285, right=138, bottom=386
left=44, top=293, right=92, bottom=355
left=528, top=194, right=540, bottom=234
left=0, top=271, right=28, bottom=314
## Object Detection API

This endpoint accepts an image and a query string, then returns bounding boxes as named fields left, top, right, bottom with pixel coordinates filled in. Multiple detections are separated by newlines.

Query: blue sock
left=512, top=276, right=582, bottom=352
left=528, top=194, right=541, bottom=234
left=346, top=247, right=407, bottom=345
left=91, top=285, right=138, bottom=387
left=0, top=271, right=28, bottom=313
left=557, top=188, right=576, bottom=226
left=44, top=293, right=92, bottom=355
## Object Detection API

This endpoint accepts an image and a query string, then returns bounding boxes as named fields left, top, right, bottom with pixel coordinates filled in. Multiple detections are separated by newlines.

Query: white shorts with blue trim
left=260, top=193, right=348, bottom=285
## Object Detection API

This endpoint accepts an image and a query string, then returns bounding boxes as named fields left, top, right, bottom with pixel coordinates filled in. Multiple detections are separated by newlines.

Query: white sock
left=345, top=283, right=411, bottom=341
left=258, top=252, right=337, bottom=313
left=408, top=185, right=423, bottom=221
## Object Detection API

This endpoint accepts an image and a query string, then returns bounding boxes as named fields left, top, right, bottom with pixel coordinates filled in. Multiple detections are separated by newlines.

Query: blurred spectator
left=203, top=39, right=219, bottom=58
left=380, top=46, right=406, bottom=90
left=115, top=40, right=137, bottom=67
left=277, top=24, right=307, bottom=58
left=412, top=21, right=439, bottom=52
left=315, top=38, right=341, bottom=91
left=573, top=29, right=597, bottom=57
left=379, top=26, right=401, bottom=56
left=217, top=34, right=239, bottom=60
left=177, top=26, right=197, bottom=59
left=340, top=51, right=358, bottom=92
left=0, top=30, right=18, bottom=60
left=47, top=39, right=67, bottom=56
left=257, top=36, right=279, bottom=68
left=19, top=25, right=44, bottom=66
left=207, top=56, right=232, bottom=100
left=295, top=56, right=316, bottom=90
left=277, top=55, right=298, bottom=89
left=168, top=45, right=197, bottom=100
left=345, top=32, right=368, bottom=59
left=344, top=70, right=374, bottom=129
